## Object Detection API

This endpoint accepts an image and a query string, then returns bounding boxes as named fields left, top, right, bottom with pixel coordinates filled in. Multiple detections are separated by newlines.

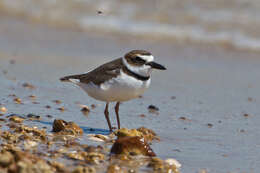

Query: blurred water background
left=1, top=0, right=260, bottom=51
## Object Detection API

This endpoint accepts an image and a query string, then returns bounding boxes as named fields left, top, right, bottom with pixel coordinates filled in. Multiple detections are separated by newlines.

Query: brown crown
left=124, top=50, right=151, bottom=66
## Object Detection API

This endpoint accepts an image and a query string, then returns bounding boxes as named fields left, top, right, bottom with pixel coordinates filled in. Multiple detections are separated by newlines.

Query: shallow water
left=0, top=17, right=260, bottom=172
left=1, top=0, right=260, bottom=51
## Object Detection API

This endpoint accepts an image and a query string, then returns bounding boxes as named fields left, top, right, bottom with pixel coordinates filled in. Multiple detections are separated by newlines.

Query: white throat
left=122, top=56, right=154, bottom=77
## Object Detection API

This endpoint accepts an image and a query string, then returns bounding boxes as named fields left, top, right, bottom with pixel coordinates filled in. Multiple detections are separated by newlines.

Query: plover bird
left=60, top=50, right=166, bottom=131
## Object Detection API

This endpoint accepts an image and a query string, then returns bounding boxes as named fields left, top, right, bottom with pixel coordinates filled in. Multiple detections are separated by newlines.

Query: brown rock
left=107, top=164, right=126, bottom=173
left=22, top=82, right=36, bottom=89
left=81, top=106, right=90, bottom=116
left=137, top=127, right=160, bottom=141
left=0, top=106, right=7, bottom=113
left=27, top=114, right=41, bottom=121
left=148, top=157, right=180, bottom=173
left=110, top=136, right=156, bottom=157
left=72, top=166, right=96, bottom=173
left=53, top=100, right=62, bottom=104
left=66, top=152, right=84, bottom=161
left=0, top=151, right=14, bottom=167
left=28, top=95, right=36, bottom=99
left=13, top=98, right=22, bottom=104
left=115, top=128, right=159, bottom=142
left=57, top=107, right=65, bottom=112
left=9, top=116, right=24, bottom=123
left=52, top=119, right=83, bottom=135
left=85, top=152, right=105, bottom=164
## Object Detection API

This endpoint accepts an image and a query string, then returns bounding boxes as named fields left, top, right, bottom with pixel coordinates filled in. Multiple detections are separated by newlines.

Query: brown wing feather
left=60, top=58, right=123, bottom=85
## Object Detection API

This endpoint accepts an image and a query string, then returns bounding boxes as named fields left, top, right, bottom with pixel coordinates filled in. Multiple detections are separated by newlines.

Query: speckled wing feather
left=60, top=58, right=123, bottom=85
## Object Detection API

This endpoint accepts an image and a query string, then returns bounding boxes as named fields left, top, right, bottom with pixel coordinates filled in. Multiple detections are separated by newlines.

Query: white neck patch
left=137, top=55, right=154, bottom=62
left=123, top=57, right=153, bottom=77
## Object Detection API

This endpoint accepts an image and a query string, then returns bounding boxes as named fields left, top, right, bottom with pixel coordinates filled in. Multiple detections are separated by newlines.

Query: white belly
left=78, top=71, right=151, bottom=102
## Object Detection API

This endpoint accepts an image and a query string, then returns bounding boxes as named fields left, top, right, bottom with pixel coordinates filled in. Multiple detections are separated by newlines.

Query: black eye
left=135, top=56, right=146, bottom=63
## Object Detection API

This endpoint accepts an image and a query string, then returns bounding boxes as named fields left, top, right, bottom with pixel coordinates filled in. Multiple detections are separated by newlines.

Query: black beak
left=146, top=61, right=167, bottom=70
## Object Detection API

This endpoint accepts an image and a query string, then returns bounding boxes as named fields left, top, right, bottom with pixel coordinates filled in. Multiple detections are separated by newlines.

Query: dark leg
left=115, top=102, right=120, bottom=129
left=104, top=102, right=112, bottom=132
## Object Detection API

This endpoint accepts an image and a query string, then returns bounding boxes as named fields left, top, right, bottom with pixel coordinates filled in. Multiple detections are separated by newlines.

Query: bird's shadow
left=38, top=121, right=111, bottom=135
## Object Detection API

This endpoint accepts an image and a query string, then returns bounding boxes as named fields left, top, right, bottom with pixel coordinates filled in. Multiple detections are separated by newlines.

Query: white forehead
left=137, top=54, right=154, bottom=62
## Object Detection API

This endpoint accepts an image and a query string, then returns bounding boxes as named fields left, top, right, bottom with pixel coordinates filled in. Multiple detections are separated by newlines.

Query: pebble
left=13, top=98, right=22, bottom=104
left=165, top=158, right=182, bottom=169
left=0, top=106, right=7, bottom=113
left=45, top=105, right=51, bottom=109
left=110, top=136, right=156, bottom=157
left=243, top=113, right=249, bottom=117
left=80, top=106, right=90, bottom=115
left=9, top=115, right=24, bottom=123
left=57, top=107, right=65, bottom=112
left=28, top=95, right=36, bottom=99
left=22, top=82, right=35, bottom=89
left=148, top=105, right=159, bottom=111
left=53, top=100, right=62, bottom=104
left=207, top=123, right=213, bottom=128
left=27, top=114, right=41, bottom=120
left=0, top=151, right=13, bottom=167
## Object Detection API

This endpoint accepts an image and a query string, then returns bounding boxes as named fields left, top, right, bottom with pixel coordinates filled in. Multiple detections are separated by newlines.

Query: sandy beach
left=0, top=15, right=260, bottom=173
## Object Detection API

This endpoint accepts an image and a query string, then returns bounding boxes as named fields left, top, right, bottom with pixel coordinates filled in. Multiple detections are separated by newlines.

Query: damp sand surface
left=0, top=16, right=260, bottom=173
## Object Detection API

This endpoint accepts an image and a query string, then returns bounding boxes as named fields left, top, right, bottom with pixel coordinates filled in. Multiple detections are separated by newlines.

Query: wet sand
left=1, top=16, right=260, bottom=173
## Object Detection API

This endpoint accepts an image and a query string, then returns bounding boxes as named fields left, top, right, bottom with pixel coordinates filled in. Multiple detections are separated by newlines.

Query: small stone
left=22, top=82, right=35, bottom=89
left=198, top=169, right=208, bottom=173
left=46, top=114, right=53, bottom=118
left=139, top=114, right=146, bottom=118
left=14, top=98, right=22, bottom=104
left=148, top=105, right=159, bottom=112
left=243, top=113, right=249, bottom=117
left=171, top=96, right=176, bottom=100
left=0, top=151, right=13, bottom=167
left=137, top=127, right=160, bottom=141
left=207, top=123, right=213, bottom=128
left=0, top=106, right=7, bottom=113
left=0, top=118, right=6, bottom=122
left=49, top=161, right=66, bottom=172
left=52, top=119, right=83, bottom=135
left=24, top=140, right=38, bottom=150
left=240, top=129, right=245, bottom=133
left=81, top=106, right=90, bottom=115
left=29, top=95, right=36, bottom=99
left=88, top=134, right=110, bottom=142
left=110, top=136, right=156, bottom=157
left=66, top=152, right=84, bottom=161
left=248, top=97, right=253, bottom=102
left=9, top=115, right=24, bottom=123
left=179, top=117, right=186, bottom=120
left=27, top=113, right=41, bottom=120
left=107, top=164, right=125, bottom=173
left=57, top=107, right=65, bottom=112
left=45, top=105, right=51, bottom=109
left=148, top=157, right=180, bottom=173
left=53, top=100, right=62, bottom=104
left=72, top=166, right=96, bottom=173
left=91, top=104, right=96, bottom=109
left=85, top=152, right=104, bottom=164
left=115, top=127, right=159, bottom=142
left=115, top=128, right=143, bottom=138
left=165, top=158, right=181, bottom=169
